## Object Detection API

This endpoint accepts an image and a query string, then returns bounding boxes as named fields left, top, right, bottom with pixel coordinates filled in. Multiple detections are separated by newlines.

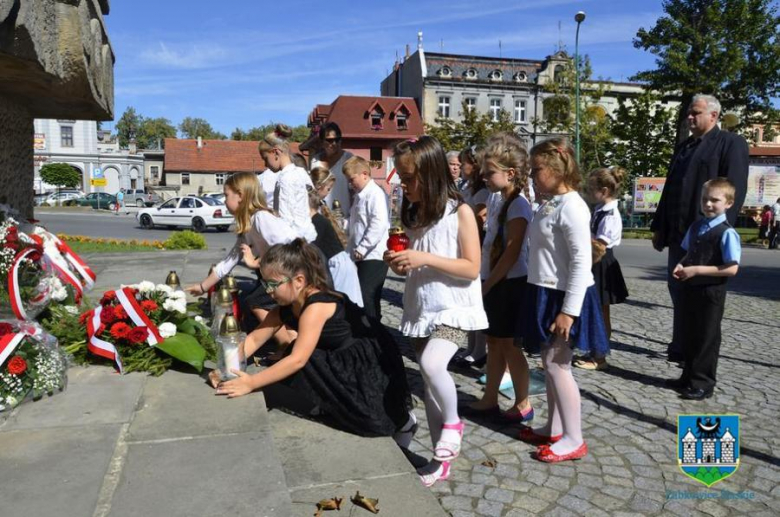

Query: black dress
left=278, top=291, right=412, bottom=437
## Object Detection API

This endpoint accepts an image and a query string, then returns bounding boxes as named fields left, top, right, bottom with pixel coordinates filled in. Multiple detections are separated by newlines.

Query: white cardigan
left=527, top=191, right=594, bottom=316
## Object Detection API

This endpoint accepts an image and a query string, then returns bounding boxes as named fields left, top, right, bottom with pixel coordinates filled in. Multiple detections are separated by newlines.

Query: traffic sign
left=91, top=179, right=107, bottom=186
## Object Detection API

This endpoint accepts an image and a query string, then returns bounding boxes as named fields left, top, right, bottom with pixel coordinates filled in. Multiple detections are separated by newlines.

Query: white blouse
left=400, top=200, right=488, bottom=337
left=312, top=150, right=354, bottom=216
left=592, top=200, right=623, bottom=249
left=215, top=211, right=295, bottom=279
left=273, top=163, right=317, bottom=243
left=527, top=191, right=593, bottom=316
left=257, top=169, right=278, bottom=207
left=347, top=180, right=390, bottom=261
left=481, top=192, right=533, bottom=279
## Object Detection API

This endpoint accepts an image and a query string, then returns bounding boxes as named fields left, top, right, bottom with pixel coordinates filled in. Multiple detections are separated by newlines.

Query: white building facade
left=33, top=119, right=144, bottom=194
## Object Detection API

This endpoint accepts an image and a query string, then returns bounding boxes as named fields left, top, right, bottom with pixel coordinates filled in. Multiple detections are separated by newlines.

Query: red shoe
left=518, top=426, right=562, bottom=445
left=534, top=442, right=588, bottom=463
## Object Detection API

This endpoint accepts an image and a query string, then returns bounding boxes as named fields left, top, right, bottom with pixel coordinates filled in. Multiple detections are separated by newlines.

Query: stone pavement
left=379, top=242, right=780, bottom=516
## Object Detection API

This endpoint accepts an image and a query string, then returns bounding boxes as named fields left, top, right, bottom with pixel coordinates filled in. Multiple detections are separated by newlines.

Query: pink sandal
left=433, top=421, right=465, bottom=462
left=419, top=461, right=451, bottom=487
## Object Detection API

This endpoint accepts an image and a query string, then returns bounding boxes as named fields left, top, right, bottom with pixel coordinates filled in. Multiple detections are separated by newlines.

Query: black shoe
left=459, top=404, right=501, bottom=418
left=680, top=386, right=714, bottom=401
left=664, top=377, right=688, bottom=391
left=667, top=351, right=684, bottom=363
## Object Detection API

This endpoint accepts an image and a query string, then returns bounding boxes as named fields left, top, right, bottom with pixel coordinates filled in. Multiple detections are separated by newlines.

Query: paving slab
left=288, top=472, right=448, bottom=516
left=0, top=424, right=122, bottom=517
left=127, top=368, right=268, bottom=442
left=0, top=366, right=145, bottom=431
left=110, top=430, right=292, bottom=517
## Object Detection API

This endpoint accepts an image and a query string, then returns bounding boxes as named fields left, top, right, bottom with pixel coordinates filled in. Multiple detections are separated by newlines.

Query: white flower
left=137, top=281, right=156, bottom=293
left=163, top=298, right=186, bottom=314
left=194, top=315, right=204, bottom=324
left=63, top=305, right=79, bottom=315
left=155, top=284, right=174, bottom=296
left=167, top=290, right=186, bottom=302
left=158, top=322, right=177, bottom=338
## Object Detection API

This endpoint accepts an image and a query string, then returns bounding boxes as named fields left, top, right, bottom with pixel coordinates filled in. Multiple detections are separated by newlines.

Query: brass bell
left=332, top=200, right=341, bottom=210
left=224, top=274, right=239, bottom=293
left=389, top=226, right=404, bottom=235
left=215, top=286, right=233, bottom=306
left=219, top=314, right=241, bottom=336
left=165, top=270, right=181, bottom=288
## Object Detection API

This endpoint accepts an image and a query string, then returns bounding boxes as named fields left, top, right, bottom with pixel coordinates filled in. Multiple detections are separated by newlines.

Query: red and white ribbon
left=86, top=306, right=124, bottom=374
left=48, top=233, right=96, bottom=290
left=115, top=287, right=164, bottom=346
left=0, top=332, right=26, bottom=368
left=7, top=248, right=41, bottom=320
left=48, top=258, right=83, bottom=303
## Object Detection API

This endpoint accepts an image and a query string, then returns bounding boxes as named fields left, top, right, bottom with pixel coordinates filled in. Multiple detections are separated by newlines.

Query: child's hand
left=215, top=371, right=255, bottom=398
left=241, top=244, right=259, bottom=269
left=384, top=250, right=408, bottom=275
left=184, top=283, right=205, bottom=296
left=352, top=250, right=364, bottom=262
left=673, top=265, right=697, bottom=281
left=208, top=369, right=221, bottom=388
left=388, top=249, right=427, bottom=271
left=549, top=312, right=575, bottom=341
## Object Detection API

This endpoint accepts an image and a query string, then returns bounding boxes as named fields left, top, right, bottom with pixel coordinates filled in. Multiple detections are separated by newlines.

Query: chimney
left=417, top=31, right=423, bottom=50
left=129, top=138, right=137, bottom=154
left=197, top=136, right=203, bottom=150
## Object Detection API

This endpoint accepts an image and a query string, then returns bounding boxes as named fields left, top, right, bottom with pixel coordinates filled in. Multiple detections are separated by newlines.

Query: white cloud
left=139, top=42, right=231, bottom=69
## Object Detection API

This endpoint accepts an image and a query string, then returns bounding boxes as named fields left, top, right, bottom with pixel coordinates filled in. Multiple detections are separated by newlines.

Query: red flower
left=100, top=306, right=117, bottom=325
left=113, top=305, right=128, bottom=321
left=127, top=326, right=148, bottom=344
left=140, top=300, right=158, bottom=313
left=79, top=311, right=91, bottom=326
left=110, top=322, right=131, bottom=340
left=0, top=322, right=13, bottom=337
left=7, top=356, right=27, bottom=375
left=100, top=291, right=117, bottom=306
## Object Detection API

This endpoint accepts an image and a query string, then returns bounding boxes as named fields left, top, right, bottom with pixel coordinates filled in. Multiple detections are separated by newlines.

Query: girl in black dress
left=214, top=239, right=415, bottom=440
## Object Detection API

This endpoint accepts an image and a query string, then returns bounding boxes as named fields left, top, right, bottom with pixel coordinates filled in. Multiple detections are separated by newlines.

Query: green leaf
left=176, top=318, right=198, bottom=336
left=155, top=333, right=206, bottom=372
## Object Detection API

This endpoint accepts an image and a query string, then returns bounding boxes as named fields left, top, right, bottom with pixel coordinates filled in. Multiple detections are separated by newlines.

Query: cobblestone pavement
left=379, top=256, right=780, bottom=516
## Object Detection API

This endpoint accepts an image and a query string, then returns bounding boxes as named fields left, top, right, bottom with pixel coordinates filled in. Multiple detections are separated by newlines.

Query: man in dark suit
left=651, top=94, right=748, bottom=362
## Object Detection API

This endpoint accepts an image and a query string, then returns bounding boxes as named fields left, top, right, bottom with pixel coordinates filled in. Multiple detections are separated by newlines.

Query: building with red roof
left=303, top=95, right=424, bottom=184
left=163, top=137, right=299, bottom=196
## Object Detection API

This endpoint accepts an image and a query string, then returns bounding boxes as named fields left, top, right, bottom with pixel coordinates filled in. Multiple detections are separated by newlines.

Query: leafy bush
left=164, top=230, right=207, bottom=250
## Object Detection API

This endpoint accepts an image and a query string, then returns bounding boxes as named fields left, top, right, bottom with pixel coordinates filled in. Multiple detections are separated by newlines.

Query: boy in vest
left=666, top=178, right=741, bottom=400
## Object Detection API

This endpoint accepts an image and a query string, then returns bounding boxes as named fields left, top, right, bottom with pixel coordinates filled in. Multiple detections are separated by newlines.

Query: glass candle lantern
left=216, top=314, right=245, bottom=381
left=387, top=227, right=410, bottom=252
left=210, top=286, right=234, bottom=339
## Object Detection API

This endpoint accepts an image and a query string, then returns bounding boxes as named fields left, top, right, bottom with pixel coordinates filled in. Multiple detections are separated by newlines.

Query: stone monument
left=0, top=0, right=114, bottom=217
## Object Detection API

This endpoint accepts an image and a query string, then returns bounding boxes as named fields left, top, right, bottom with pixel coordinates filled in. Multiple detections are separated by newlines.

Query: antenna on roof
left=499, top=39, right=502, bottom=58
left=417, top=31, right=423, bottom=50
left=557, top=21, right=563, bottom=52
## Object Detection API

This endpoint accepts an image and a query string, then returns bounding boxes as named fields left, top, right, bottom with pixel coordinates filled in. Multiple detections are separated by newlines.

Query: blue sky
left=104, top=0, right=665, bottom=135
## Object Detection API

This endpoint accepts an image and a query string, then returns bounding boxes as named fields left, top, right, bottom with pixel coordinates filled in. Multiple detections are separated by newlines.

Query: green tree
left=137, top=117, right=177, bottom=149
left=231, top=123, right=311, bottom=142
left=178, top=117, right=227, bottom=140
left=40, top=163, right=81, bottom=204
left=610, top=91, right=677, bottom=182
left=632, top=0, right=780, bottom=143
left=425, top=100, right=516, bottom=151
left=533, top=55, right=613, bottom=173
left=115, top=107, right=142, bottom=148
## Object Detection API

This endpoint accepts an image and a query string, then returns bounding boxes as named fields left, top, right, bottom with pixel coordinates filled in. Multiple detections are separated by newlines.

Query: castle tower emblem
left=678, top=414, right=740, bottom=487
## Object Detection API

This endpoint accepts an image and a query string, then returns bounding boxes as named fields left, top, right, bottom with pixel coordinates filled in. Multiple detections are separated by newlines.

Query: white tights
left=536, top=336, right=583, bottom=454
left=416, top=338, right=461, bottom=449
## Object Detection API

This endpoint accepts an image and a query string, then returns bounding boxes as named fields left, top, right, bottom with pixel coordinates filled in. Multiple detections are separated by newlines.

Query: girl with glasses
left=214, top=239, right=416, bottom=443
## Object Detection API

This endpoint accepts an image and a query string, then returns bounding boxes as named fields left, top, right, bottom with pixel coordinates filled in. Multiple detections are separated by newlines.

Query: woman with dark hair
left=311, top=122, right=354, bottom=217
left=213, top=239, right=415, bottom=442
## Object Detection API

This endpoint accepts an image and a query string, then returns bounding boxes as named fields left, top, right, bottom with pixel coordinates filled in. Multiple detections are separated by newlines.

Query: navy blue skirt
left=521, top=283, right=610, bottom=356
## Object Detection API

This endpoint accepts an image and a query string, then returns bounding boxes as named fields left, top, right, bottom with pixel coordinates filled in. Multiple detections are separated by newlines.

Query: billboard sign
left=744, top=165, right=780, bottom=208
left=633, top=177, right=666, bottom=213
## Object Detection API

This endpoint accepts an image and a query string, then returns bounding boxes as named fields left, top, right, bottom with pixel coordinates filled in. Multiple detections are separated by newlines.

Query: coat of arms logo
left=678, top=414, right=740, bottom=487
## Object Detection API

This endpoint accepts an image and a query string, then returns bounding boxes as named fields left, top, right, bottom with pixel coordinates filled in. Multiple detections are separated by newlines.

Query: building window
left=514, top=72, right=527, bottom=82
left=489, top=70, right=503, bottom=81
left=438, top=96, right=451, bottom=118
left=464, top=68, right=477, bottom=80
left=216, top=173, right=227, bottom=185
left=465, top=97, right=477, bottom=111
left=370, top=147, right=382, bottom=161
left=370, top=112, right=383, bottom=129
left=182, top=173, right=190, bottom=185
left=514, top=100, right=527, bottom=123
left=61, top=126, right=74, bottom=147
left=490, top=99, right=502, bottom=122
left=437, top=66, right=452, bottom=78
left=396, top=114, right=408, bottom=130
left=150, top=166, right=160, bottom=180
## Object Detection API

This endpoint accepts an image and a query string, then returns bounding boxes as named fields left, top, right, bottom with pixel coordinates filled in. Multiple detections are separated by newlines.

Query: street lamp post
left=574, top=11, right=586, bottom=165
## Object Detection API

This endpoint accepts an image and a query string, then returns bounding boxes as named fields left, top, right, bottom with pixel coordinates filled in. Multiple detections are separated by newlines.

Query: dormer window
left=464, top=68, right=478, bottom=80
left=396, top=114, right=408, bottom=130
left=437, top=66, right=452, bottom=78
left=514, top=71, right=527, bottom=82
left=371, top=112, right=383, bottom=129
left=489, top=69, right=503, bottom=81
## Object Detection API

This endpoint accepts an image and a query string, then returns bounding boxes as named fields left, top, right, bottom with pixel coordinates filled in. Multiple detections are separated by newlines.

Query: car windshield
left=199, top=197, right=220, bottom=206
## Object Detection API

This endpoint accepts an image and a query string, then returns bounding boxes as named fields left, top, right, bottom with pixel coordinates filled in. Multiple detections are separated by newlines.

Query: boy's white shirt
left=347, top=180, right=390, bottom=260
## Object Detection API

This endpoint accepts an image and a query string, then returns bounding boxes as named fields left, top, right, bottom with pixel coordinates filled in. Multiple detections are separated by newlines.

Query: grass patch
left=59, top=234, right=168, bottom=253
left=621, top=227, right=759, bottom=243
